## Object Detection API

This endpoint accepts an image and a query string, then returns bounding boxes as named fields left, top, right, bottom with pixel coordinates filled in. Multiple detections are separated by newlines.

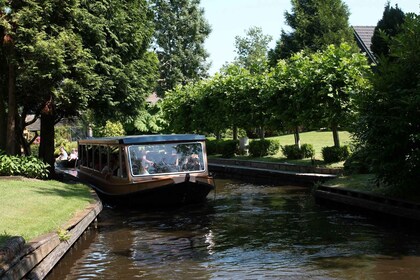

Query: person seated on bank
left=55, top=146, right=69, bottom=167
left=56, top=146, right=68, bottom=161
left=69, top=148, right=78, bottom=161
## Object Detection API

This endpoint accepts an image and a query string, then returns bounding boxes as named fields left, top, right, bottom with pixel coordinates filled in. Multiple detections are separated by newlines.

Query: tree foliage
left=268, top=0, right=355, bottom=65
left=78, top=0, right=158, bottom=126
left=0, top=0, right=158, bottom=176
left=234, top=26, right=272, bottom=74
left=371, top=2, right=405, bottom=59
left=151, top=0, right=211, bottom=96
left=353, top=13, right=420, bottom=189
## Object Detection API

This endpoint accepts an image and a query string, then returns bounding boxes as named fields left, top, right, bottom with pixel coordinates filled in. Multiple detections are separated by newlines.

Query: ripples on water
left=47, top=179, right=420, bottom=279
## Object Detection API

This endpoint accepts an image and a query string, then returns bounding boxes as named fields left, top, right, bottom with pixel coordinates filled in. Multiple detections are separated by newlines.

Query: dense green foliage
left=234, top=26, right=272, bottom=74
left=0, top=152, right=49, bottom=179
left=151, top=0, right=211, bottom=96
left=322, top=145, right=350, bottom=163
left=249, top=139, right=280, bottom=158
left=353, top=13, right=420, bottom=189
left=281, top=143, right=315, bottom=160
left=268, top=0, right=355, bottom=65
left=1, top=0, right=158, bottom=174
left=162, top=42, right=371, bottom=151
left=371, top=2, right=405, bottom=59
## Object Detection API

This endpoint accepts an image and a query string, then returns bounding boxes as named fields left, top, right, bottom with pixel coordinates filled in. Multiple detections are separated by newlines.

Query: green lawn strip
left=266, top=130, right=352, bottom=160
left=0, top=178, right=93, bottom=247
left=212, top=131, right=352, bottom=168
left=324, top=174, right=420, bottom=204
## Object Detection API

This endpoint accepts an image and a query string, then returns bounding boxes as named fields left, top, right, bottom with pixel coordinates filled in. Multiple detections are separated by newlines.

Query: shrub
left=281, top=144, right=303, bottom=159
left=249, top=139, right=280, bottom=157
left=301, top=144, right=315, bottom=159
left=281, top=144, right=315, bottom=160
left=220, top=140, right=239, bottom=158
left=0, top=154, right=49, bottom=179
left=19, top=156, right=50, bottom=179
left=343, top=147, right=371, bottom=175
left=322, top=145, right=350, bottom=163
left=206, top=139, right=220, bottom=155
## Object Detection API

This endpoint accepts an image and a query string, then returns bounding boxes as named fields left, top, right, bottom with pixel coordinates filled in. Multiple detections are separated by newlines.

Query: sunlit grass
left=0, top=178, right=93, bottom=247
left=216, top=130, right=353, bottom=168
left=266, top=130, right=352, bottom=160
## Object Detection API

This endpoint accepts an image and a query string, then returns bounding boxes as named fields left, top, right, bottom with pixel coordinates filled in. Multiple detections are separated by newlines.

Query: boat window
left=128, top=142, right=205, bottom=176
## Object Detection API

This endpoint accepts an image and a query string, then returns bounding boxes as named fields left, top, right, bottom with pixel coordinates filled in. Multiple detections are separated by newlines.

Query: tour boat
left=76, top=134, right=215, bottom=207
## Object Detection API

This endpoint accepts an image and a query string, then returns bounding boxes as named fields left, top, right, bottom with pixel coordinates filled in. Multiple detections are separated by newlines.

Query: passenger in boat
left=102, top=155, right=118, bottom=176
left=181, top=154, right=201, bottom=171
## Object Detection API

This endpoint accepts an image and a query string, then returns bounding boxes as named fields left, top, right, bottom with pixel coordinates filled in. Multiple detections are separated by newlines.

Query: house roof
left=25, top=115, right=41, bottom=132
left=353, top=26, right=377, bottom=64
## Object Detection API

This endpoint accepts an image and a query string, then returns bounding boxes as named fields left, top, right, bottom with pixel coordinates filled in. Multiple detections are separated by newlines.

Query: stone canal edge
left=0, top=191, right=102, bottom=280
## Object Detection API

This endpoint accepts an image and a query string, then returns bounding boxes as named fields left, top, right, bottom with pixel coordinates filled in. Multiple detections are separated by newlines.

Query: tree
left=371, top=2, right=405, bottom=59
left=234, top=26, right=272, bottom=74
left=1, top=0, right=157, bottom=176
left=151, top=0, right=211, bottom=96
left=354, top=13, right=420, bottom=189
left=268, top=0, right=355, bottom=65
left=307, top=43, right=371, bottom=147
left=0, top=0, right=100, bottom=171
left=78, top=0, right=158, bottom=127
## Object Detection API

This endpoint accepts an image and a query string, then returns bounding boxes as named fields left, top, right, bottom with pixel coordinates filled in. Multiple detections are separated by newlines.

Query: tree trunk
left=39, top=98, right=56, bottom=178
left=259, top=126, right=265, bottom=140
left=6, top=61, right=17, bottom=155
left=332, top=124, right=340, bottom=147
left=232, top=126, right=238, bottom=140
left=294, top=126, right=301, bottom=148
left=0, top=77, right=6, bottom=152
left=216, top=131, right=221, bottom=140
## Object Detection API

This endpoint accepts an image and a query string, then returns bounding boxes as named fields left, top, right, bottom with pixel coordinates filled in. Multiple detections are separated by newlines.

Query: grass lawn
left=266, top=130, right=352, bottom=159
left=221, top=130, right=353, bottom=168
left=0, top=178, right=93, bottom=247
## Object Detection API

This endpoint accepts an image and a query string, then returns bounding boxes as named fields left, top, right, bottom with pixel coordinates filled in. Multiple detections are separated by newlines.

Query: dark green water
left=47, top=179, right=420, bottom=279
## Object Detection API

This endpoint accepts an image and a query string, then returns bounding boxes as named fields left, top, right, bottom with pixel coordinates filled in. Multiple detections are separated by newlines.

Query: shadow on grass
left=29, top=181, right=94, bottom=203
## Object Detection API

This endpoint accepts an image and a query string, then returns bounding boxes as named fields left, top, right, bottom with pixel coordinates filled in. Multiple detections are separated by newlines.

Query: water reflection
left=47, top=179, right=420, bottom=279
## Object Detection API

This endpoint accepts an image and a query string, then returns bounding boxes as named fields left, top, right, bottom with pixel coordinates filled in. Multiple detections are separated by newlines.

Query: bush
left=206, top=139, right=220, bottom=155
left=301, top=144, right=315, bottom=159
left=281, top=144, right=303, bottom=159
left=249, top=139, right=280, bottom=157
left=206, top=139, right=239, bottom=158
left=343, top=147, right=371, bottom=175
left=281, top=143, right=315, bottom=160
left=322, top=145, right=350, bottom=163
left=220, top=140, right=239, bottom=158
left=0, top=154, right=49, bottom=179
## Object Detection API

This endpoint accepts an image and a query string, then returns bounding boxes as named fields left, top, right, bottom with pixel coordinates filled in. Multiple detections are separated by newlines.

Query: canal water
left=47, top=179, right=420, bottom=279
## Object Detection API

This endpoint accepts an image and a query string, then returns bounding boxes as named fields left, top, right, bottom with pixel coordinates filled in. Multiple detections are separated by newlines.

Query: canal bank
left=209, top=158, right=338, bottom=186
left=0, top=190, right=102, bottom=280
left=209, top=158, right=420, bottom=222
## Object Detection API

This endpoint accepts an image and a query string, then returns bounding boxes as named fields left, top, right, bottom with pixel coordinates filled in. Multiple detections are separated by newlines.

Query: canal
left=47, top=179, right=420, bottom=279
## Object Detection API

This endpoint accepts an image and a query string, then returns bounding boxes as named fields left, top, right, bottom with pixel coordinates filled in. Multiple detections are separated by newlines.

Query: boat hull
left=74, top=169, right=214, bottom=208
left=93, top=180, right=214, bottom=208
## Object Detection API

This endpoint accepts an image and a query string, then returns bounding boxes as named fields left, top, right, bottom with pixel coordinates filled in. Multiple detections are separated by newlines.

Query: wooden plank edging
left=0, top=198, right=102, bottom=280
left=26, top=200, right=102, bottom=280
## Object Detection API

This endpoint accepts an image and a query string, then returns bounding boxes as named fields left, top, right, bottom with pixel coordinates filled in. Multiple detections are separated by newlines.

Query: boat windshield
left=128, top=142, right=205, bottom=176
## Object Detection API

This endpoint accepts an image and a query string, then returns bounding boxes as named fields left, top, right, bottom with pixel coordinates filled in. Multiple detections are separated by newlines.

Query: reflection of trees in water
left=47, top=181, right=420, bottom=279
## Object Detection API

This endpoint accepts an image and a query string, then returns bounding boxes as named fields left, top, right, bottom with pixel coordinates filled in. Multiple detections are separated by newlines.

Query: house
left=352, top=26, right=377, bottom=64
